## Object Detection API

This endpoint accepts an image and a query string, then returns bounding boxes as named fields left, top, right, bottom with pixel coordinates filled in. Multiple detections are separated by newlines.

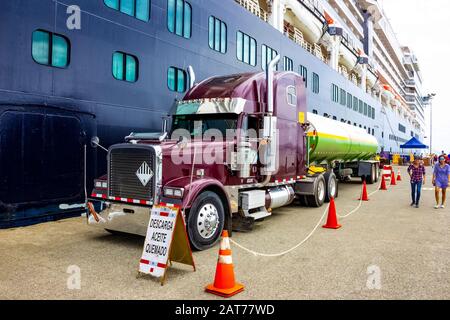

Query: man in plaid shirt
left=407, top=157, right=426, bottom=208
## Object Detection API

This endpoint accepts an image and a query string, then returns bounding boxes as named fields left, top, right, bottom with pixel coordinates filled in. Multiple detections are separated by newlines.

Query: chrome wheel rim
left=318, top=179, right=325, bottom=201
left=197, top=203, right=219, bottom=239
left=329, top=177, right=336, bottom=197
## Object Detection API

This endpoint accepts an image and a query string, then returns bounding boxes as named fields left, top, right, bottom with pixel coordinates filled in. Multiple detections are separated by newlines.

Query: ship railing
left=296, top=0, right=327, bottom=25
left=351, top=74, right=358, bottom=86
left=338, top=65, right=349, bottom=79
left=284, top=22, right=328, bottom=64
left=235, top=0, right=268, bottom=22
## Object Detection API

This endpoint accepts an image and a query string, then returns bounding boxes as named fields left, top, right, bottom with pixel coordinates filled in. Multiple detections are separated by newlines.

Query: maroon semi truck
left=87, top=57, right=377, bottom=250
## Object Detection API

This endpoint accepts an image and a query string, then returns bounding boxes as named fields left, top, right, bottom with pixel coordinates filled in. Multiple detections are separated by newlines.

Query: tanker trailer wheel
left=306, top=174, right=326, bottom=207
left=364, top=164, right=377, bottom=185
left=187, top=191, right=225, bottom=251
left=324, top=171, right=338, bottom=203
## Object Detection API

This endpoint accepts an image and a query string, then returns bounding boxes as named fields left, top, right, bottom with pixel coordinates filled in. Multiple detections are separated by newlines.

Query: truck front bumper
left=87, top=201, right=150, bottom=236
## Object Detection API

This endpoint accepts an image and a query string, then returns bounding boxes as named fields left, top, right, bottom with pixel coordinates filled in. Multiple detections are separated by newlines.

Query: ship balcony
left=284, top=21, right=328, bottom=64
left=404, top=79, right=416, bottom=87
left=235, top=0, right=268, bottom=22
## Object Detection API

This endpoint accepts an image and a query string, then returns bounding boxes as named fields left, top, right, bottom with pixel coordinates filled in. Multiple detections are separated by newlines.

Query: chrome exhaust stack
left=260, top=55, right=280, bottom=181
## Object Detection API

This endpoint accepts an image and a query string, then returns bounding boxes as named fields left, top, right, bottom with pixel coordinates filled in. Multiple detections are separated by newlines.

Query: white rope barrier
left=229, top=179, right=383, bottom=258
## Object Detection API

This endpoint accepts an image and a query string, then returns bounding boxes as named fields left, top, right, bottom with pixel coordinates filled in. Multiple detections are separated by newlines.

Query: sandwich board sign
left=138, top=203, right=195, bottom=285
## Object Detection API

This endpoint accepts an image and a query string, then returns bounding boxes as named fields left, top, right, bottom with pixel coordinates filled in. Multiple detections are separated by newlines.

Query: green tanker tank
left=307, top=112, right=379, bottom=164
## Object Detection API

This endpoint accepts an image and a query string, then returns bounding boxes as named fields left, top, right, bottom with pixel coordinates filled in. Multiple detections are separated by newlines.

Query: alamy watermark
left=67, top=265, right=81, bottom=290
left=66, top=5, right=81, bottom=30
left=366, top=265, right=382, bottom=290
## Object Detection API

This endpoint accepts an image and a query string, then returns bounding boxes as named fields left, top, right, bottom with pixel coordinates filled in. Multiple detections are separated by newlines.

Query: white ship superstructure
left=236, top=0, right=427, bottom=153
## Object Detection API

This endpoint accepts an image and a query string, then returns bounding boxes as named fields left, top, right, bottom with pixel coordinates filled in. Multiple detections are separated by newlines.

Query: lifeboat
left=285, top=0, right=325, bottom=43
left=339, top=42, right=358, bottom=70
left=381, top=84, right=395, bottom=103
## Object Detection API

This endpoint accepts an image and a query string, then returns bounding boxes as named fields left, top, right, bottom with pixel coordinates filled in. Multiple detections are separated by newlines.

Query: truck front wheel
left=187, top=191, right=225, bottom=251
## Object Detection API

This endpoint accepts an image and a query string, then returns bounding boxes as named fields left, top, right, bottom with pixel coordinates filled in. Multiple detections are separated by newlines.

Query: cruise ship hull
left=0, top=0, right=423, bottom=226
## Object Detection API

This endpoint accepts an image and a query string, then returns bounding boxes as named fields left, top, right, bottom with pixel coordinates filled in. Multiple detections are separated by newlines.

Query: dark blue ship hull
left=0, top=0, right=416, bottom=227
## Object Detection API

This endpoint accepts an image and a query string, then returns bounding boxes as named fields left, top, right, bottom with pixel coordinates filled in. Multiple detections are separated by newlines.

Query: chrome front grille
left=108, top=145, right=155, bottom=201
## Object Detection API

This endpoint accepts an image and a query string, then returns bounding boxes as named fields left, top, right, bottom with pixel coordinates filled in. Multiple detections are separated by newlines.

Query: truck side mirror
left=91, top=136, right=100, bottom=148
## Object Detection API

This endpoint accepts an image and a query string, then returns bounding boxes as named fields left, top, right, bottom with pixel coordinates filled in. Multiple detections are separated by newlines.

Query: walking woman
left=408, top=157, right=426, bottom=208
left=432, top=155, right=450, bottom=209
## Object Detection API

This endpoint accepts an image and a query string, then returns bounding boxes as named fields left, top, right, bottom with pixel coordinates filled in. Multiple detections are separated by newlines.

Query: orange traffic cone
left=322, top=197, right=341, bottom=229
left=397, top=170, right=402, bottom=181
left=359, top=180, right=369, bottom=201
left=390, top=170, right=397, bottom=186
left=380, top=175, right=388, bottom=191
left=205, top=230, right=244, bottom=298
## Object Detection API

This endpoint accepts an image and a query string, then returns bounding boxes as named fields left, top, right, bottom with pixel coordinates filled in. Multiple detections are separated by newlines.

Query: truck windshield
left=171, top=114, right=238, bottom=138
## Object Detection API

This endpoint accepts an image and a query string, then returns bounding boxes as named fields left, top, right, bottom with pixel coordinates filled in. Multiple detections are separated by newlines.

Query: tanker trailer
left=294, top=112, right=379, bottom=207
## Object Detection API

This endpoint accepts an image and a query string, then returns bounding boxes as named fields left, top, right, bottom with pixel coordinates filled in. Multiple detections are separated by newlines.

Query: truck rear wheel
left=306, top=174, right=326, bottom=207
left=187, top=191, right=225, bottom=251
left=364, top=164, right=377, bottom=185
left=324, top=171, right=338, bottom=202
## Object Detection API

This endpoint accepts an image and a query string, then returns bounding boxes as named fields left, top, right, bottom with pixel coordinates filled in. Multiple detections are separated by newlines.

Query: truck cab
left=88, top=65, right=318, bottom=250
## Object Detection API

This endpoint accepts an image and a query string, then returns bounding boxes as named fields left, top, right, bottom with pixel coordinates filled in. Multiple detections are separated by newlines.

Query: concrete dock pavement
left=0, top=166, right=449, bottom=300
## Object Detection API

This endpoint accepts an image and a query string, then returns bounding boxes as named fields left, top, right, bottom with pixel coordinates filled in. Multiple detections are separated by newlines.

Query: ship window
left=353, top=97, right=358, bottom=111
left=168, top=66, right=187, bottom=93
left=364, top=102, right=368, bottom=116
left=299, top=65, right=308, bottom=87
left=32, top=30, right=70, bottom=68
left=398, top=124, right=406, bottom=133
left=237, top=31, right=257, bottom=66
left=112, top=51, right=138, bottom=82
left=262, top=44, right=278, bottom=71
left=312, top=73, right=319, bottom=94
left=333, top=116, right=337, bottom=120
left=167, top=0, right=192, bottom=38
left=358, top=99, right=363, bottom=114
left=331, top=84, right=339, bottom=103
left=286, top=86, right=296, bottom=106
left=372, top=128, right=375, bottom=135
left=340, top=89, right=346, bottom=106
left=347, top=93, right=352, bottom=109
left=313, top=109, right=318, bottom=114
left=209, top=16, right=227, bottom=54
left=104, top=0, right=151, bottom=22
left=284, top=56, right=294, bottom=72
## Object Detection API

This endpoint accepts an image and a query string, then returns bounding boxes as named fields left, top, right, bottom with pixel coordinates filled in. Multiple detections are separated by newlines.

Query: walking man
left=432, top=155, right=450, bottom=209
left=407, top=157, right=426, bottom=208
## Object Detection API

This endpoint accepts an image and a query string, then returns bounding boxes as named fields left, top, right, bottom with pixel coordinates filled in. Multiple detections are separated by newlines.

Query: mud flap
left=231, top=215, right=255, bottom=232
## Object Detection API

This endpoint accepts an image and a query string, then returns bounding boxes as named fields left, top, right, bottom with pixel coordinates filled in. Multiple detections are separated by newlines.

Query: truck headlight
left=164, top=187, right=184, bottom=198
